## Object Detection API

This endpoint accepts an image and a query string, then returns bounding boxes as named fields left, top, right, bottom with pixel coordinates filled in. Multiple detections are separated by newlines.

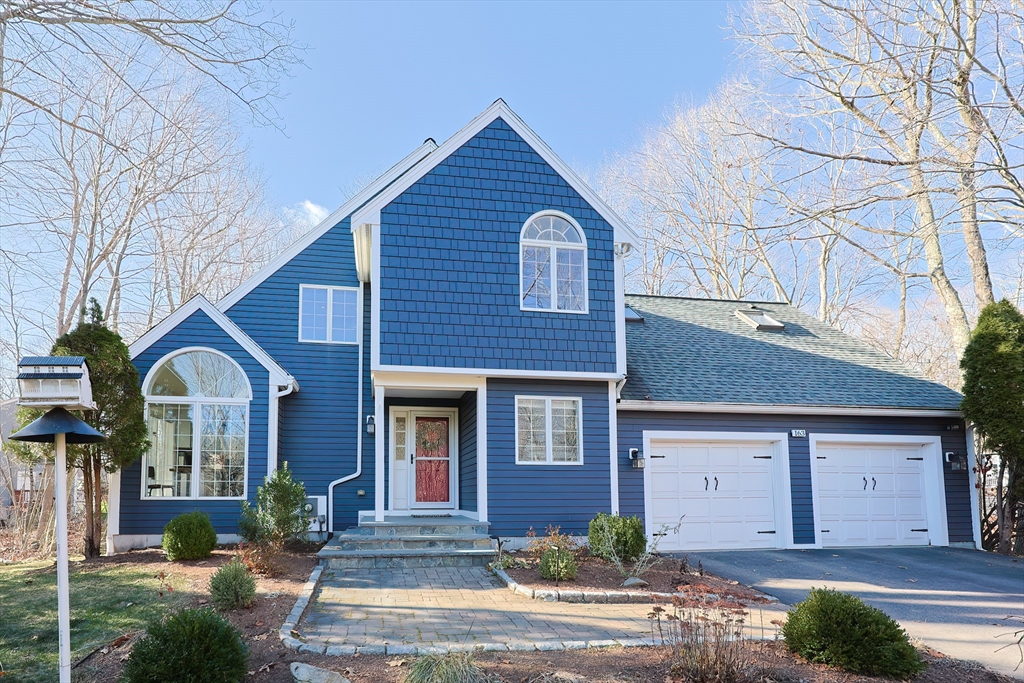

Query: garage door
left=648, top=440, right=779, bottom=551
left=815, top=443, right=929, bottom=547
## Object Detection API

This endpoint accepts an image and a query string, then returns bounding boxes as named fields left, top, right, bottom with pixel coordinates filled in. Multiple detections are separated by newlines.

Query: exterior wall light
left=365, top=415, right=375, bottom=434
left=629, top=447, right=645, bottom=469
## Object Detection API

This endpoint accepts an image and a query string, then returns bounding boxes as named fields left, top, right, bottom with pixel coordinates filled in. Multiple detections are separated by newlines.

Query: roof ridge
left=625, top=293, right=789, bottom=305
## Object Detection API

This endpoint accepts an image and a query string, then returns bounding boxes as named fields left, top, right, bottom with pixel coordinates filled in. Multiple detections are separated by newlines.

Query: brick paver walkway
left=297, top=567, right=659, bottom=651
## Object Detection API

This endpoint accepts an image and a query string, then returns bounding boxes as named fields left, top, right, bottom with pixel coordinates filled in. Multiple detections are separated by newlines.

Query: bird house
left=17, top=356, right=96, bottom=411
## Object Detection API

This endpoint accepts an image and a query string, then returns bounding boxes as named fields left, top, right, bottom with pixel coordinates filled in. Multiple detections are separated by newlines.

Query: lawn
left=0, top=558, right=189, bottom=682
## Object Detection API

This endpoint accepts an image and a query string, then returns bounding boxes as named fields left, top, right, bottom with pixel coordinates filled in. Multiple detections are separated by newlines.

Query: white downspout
left=268, top=379, right=297, bottom=477
left=327, top=286, right=366, bottom=533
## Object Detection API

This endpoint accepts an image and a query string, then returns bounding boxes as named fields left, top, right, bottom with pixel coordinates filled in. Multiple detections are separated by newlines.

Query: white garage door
left=815, top=443, right=929, bottom=547
left=648, top=440, right=779, bottom=551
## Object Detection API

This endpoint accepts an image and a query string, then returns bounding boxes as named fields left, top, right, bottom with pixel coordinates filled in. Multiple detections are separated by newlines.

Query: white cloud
left=282, top=200, right=329, bottom=228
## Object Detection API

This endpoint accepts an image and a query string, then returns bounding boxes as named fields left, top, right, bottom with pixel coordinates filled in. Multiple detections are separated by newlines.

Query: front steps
left=317, top=515, right=494, bottom=569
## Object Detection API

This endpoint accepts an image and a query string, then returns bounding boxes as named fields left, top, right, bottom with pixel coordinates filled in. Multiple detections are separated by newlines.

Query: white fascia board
left=349, top=99, right=641, bottom=247
left=216, top=140, right=437, bottom=312
left=373, top=364, right=623, bottom=382
left=617, top=400, right=962, bottom=418
left=128, top=295, right=294, bottom=388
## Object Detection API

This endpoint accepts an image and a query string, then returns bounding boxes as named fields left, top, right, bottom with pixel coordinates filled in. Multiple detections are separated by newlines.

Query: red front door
left=414, top=416, right=451, bottom=504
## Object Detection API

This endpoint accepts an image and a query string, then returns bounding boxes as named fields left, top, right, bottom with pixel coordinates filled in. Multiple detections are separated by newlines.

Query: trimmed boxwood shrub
left=210, top=559, right=256, bottom=611
left=120, top=608, right=247, bottom=683
left=588, top=512, right=646, bottom=562
left=162, top=511, right=218, bottom=561
left=782, top=588, right=925, bottom=679
left=539, top=546, right=577, bottom=581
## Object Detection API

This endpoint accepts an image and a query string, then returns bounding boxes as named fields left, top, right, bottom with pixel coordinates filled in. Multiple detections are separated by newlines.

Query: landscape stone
left=290, top=662, right=350, bottom=683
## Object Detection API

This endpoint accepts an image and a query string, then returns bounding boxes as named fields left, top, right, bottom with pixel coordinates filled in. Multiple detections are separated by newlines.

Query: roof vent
left=625, top=305, right=644, bottom=323
left=735, top=305, right=785, bottom=331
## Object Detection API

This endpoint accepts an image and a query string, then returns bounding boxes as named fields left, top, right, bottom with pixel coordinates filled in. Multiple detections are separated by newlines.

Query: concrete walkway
left=296, top=567, right=786, bottom=654
left=685, top=547, right=1024, bottom=679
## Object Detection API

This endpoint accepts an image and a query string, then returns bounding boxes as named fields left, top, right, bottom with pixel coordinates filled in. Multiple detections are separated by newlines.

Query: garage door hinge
left=816, top=456, right=826, bottom=459
left=911, top=528, right=928, bottom=532
left=652, top=532, right=667, bottom=537
left=753, top=456, right=772, bottom=459
left=821, top=529, right=830, bottom=533
left=650, top=455, right=666, bottom=459
left=907, top=457, right=924, bottom=461
left=757, top=530, right=776, bottom=534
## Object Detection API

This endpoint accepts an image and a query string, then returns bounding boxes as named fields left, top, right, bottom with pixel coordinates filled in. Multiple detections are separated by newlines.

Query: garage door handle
left=704, top=476, right=708, bottom=491
left=714, top=476, right=719, bottom=491
left=757, top=530, right=776, bottom=534
left=872, top=477, right=877, bottom=490
left=863, top=477, right=867, bottom=490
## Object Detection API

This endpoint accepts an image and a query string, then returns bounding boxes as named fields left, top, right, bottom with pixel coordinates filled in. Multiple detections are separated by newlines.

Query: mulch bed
left=504, top=553, right=772, bottom=606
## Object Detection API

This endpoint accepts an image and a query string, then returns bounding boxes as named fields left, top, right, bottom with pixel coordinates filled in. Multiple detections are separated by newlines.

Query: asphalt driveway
left=683, top=547, right=1024, bottom=678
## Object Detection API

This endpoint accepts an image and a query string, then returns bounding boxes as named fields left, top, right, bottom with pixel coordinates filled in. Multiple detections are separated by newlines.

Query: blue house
left=108, top=101, right=978, bottom=560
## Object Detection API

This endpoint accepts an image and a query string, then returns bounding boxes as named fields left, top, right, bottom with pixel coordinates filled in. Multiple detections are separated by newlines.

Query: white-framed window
left=520, top=211, right=588, bottom=313
left=142, top=348, right=251, bottom=500
left=299, top=285, right=359, bottom=344
left=515, top=396, right=583, bottom=465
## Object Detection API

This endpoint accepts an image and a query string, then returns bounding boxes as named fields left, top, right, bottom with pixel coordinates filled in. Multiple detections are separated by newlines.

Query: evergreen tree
left=960, top=300, right=1024, bottom=554
left=53, top=299, right=149, bottom=557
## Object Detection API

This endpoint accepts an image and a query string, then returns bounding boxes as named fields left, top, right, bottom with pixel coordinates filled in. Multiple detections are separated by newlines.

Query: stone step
left=347, top=523, right=489, bottom=537
left=332, top=534, right=493, bottom=551
left=318, top=547, right=495, bottom=569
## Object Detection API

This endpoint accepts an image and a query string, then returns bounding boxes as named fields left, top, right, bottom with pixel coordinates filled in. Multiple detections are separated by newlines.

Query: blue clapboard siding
left=124, top=310, right=269, bottom=535
left=616, top=411, right=973, bottom=545
left=378, top=118, right=617, bottom=374
left=459, top=391, right=477, bottom=512
left=487, top=379, right=611, bottom=537
left=224, top=220, right=372, bottom=532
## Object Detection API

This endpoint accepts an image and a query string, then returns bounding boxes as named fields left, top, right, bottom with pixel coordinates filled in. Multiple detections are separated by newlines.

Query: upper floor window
left=520, top=212, right=588, bottom=313
left=299, top=285, right=358, bottom=343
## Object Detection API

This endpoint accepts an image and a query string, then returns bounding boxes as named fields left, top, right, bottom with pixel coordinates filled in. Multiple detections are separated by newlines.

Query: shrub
left=652, top=600, right=755, bottom=683
left=236, top=540, right=281, bottom=577
left=238, top=463, right=307, bottom=549
left=209, top=559, right=256, bottom=611
left=525, top=524, right=582, bottom=563
left=405, top=652, right=497, bottom=683
left=120, top=608, right=247, bottom=683
left=162, top=511, right=217, bottom=561
left=782, top=588, right=925, bottom=679
left=539, top=545, right=577, bottom=581
left=588, top=512, right=646, bottom=562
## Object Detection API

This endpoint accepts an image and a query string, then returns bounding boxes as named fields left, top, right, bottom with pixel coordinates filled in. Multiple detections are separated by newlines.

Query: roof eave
left=616, top=400, right=963, bottom=418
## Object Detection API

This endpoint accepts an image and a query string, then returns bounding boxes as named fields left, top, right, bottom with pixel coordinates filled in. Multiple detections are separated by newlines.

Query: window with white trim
left=299, top=286, right=358, bottom=343
left=520, top=213, right=587, bottom=313
left=515, top=396, right=582, bottom=464
left=143, top=349, right=250, bottom=499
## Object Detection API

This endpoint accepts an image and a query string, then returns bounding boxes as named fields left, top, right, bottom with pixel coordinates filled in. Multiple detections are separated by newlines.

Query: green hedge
left=162, top=511, right=218, bottom=561
left=588, top=512, right=646, bottom=562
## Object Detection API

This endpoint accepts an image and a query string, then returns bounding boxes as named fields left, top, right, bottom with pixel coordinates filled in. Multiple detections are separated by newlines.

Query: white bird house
left=17, top=356, right=96, bottom=411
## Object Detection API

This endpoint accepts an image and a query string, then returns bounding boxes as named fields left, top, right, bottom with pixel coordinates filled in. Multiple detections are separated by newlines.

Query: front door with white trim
left=390, top=408, right=458, bottom=511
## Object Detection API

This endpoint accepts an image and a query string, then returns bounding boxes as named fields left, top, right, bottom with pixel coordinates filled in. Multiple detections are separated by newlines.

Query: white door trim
left=808, top=433, right=949, bottom=548
left=391, top=407, right=459, bottom=511
left=642, top=430, right=794, bottom=550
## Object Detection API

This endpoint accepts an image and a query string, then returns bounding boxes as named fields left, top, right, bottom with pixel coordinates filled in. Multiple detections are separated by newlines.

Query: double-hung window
left=299, top=285, right=358, bottom=343
left=520, top=212, right=588, bottom=313
left=515, top=396, right=583, bottom=465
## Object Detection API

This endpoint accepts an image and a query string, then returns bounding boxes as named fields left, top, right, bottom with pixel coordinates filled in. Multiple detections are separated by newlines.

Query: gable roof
left=128, top=295, right=295, bottom=388
left=350, top=99, right=641, bottom=247
left=216, top=139, right=438, bottom=312
left=621, top=295, right=963, bottom=412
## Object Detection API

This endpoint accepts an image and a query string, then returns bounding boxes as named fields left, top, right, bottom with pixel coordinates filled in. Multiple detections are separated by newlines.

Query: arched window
left=520, top=211, right=588, bottom=313
left=142, top=349, right=250, bottom=499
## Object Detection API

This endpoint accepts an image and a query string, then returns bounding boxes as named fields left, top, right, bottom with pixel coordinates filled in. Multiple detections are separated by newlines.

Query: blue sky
left=249, top=1, right=735, bottom=221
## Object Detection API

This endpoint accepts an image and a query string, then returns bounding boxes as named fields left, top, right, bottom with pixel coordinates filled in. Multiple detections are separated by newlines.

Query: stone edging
left=490, top=567, right=778, bottom=605
left=279, top=564, right=322, bottom=652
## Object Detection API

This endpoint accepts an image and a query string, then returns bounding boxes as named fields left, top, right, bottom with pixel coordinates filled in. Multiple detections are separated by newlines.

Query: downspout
left=327, top=285, right=365, bottom=533
left=268, top=378, right=298, bottom=476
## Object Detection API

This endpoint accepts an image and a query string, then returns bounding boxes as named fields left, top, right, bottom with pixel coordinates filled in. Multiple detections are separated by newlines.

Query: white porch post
left=374, top=384, right=385, bottom=522
left=608, top=381, right=620, bottom=515
left=476, top=383, right=488, bottom=523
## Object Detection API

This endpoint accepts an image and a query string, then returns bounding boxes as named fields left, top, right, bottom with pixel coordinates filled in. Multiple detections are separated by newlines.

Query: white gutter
left=327, top=287, right=366, bottom=533
left=267, top=378, right=298, bottom=476
left=616, top=400, right=963, bottom=419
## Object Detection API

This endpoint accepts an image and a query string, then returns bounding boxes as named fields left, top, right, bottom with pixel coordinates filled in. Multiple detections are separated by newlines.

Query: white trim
left=374, top=384, right=385, bottom=522
left=268, top=379, right=296, bottom=476
left=642, top=430, right=794, bottom=551
left=374, top=364, right=623, bottom=381
left=129, top=295, right=294, bottom=388
left=476, top=383, right=488, bottom=523
left=518, top=210, right=589, bottom=315
left=614, top=246, right=627, bottom=377
left=349, top=100, right=640, bottom=247
left=404, top=408, right=459, bottom=510
left=371, top=224, right=381, bottom=371
left=966, top=423, right=982, bottom=550
left=514, top=395, right=584, bottom=466
left=104, top=469, right=120, bottom=556
left=608, top=381, right=619, bottom=515
left=297, top=285, right=360, bottom=345
left=142, top=347, right=254, bottom=400
left=808, top=433, right=949, bottom=548
left=216, top=141, right=437, bottom=311
left=618, top=400, right=962, bottom=418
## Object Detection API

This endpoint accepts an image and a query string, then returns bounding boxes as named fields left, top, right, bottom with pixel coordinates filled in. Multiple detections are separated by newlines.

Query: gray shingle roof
left=622, top=295, right=963, bottom=410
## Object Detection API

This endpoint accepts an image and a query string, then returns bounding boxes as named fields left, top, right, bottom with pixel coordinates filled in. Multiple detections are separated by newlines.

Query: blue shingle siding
left=123, top=310, right=270, bottom=535
left=616, top=411, right=973, bottom=545
left=487, top=379, right=611, bottom=537
left=459, top=391, right=477, bottom=512
left=378, top=118, right=617, bottom=373
left=224, top=220, right=372, bottom=531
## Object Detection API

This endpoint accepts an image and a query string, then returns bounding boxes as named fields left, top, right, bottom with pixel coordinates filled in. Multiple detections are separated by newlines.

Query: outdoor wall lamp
left=629, top=447, right=645, bottom=469
left=365, top=415, right=375, bottom=434
left=945, top=451, right=968, bottom=471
